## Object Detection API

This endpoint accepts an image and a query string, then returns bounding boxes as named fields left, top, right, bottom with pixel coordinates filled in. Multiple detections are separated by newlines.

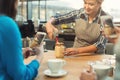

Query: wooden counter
left=24, top=50, right=113, bottom=80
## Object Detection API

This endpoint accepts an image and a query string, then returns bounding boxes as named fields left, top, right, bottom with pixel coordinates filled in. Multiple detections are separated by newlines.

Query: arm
left=45, top=17, right=58, bottom=40
left=65, top=45, right=97, bottom=56
left=45, top=9, right=83, bottom=39
left=93, top=35, right=107, bottom=53
left=78, top=45, right=97, bottom=53
left=65, top=32, right=107, bottom=56
left=52, top=9, right=82, bottom=25
left=1, top=17, right=39, bottom=80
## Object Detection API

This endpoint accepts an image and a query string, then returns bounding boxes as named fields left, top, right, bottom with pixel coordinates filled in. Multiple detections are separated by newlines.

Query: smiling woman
left=45, top=0, right=114, bottom=56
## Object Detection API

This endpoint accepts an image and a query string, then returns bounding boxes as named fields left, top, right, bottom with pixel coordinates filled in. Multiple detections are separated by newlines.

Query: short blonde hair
left=97, top=0, right=104, bottom=3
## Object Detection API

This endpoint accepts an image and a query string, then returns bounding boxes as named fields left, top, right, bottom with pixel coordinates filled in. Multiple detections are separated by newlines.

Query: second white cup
left=92, top=64, right=110, bottom=80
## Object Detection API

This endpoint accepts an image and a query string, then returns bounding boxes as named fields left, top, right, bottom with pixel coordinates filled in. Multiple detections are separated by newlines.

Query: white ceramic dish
left=43, top=69, right=67, bottom=77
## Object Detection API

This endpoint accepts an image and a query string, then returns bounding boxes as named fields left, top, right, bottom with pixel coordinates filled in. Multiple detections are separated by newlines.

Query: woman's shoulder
left=0, top=15, right=15, bottom=23
left=0, top=15, right=18, bottom=33
left=0, top=15, right=17, bottom=26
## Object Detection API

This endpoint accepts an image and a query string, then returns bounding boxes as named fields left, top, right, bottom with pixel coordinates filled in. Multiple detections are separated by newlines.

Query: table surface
left=24, top=50, right=113, bottom=80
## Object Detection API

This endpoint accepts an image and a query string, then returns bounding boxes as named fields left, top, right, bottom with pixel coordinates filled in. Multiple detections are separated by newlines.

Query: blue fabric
left=0, top=15, right=39, bottom=80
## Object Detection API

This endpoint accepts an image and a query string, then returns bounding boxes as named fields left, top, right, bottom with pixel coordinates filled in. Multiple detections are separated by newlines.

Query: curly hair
left=0, top=0, right=18, bottom=19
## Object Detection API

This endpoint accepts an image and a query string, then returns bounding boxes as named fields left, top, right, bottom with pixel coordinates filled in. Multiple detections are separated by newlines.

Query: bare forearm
left=64, top=45, right=97, bottom=56
left=45, top=20, right=56, bottom=39
left=78, top=45, right=97, bottom=53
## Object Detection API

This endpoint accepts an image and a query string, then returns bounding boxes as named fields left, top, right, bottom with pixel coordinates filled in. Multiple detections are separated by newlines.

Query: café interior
left=17, top=0, right=120, bottom=80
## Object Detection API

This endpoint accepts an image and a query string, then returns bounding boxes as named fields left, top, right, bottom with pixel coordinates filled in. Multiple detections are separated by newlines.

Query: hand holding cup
left=80, top=65, right=97, bottom=80
left=104, top=26, right=120, bottom=43
left=103, top=24, right=117, bottom=38
left=22, top=47, right=35, bottom=58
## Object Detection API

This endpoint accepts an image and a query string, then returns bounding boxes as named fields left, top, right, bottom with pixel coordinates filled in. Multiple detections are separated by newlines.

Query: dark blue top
left=0, top=15, right=39, bottom=80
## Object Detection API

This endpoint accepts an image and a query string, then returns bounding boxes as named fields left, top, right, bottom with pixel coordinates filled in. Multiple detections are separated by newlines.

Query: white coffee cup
left=47, top=59, right=66, bottom=73
left=92, top=64, right=110, bottom=80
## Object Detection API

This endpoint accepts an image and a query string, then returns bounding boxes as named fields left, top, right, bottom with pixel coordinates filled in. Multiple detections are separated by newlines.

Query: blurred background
left=17, top=0, right=120, bottom=51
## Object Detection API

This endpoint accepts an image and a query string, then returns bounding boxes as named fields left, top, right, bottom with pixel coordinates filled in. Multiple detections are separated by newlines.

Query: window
left=17, top=0, right=120, bottom=23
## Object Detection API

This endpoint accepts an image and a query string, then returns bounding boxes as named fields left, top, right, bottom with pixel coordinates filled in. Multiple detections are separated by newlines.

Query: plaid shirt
left=52, top=8, right=114, bottom=53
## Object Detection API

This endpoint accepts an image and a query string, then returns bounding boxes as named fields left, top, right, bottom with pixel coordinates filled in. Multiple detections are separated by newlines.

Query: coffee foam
left=48, top=59, right=64, bottom=62
left=93, top=64, right=110, bottom=69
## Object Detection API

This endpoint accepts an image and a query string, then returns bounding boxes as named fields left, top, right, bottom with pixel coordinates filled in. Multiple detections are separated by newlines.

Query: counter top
left=24, top=50, right=114, bottom=80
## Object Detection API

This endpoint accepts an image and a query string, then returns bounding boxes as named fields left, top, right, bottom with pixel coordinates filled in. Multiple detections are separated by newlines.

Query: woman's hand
left=22, top=47, right=35, bottom=58
left=106, top=27, right=120, bottom=43
left=35, top=43, right=44, bottom=63
left=80, top=65, right=97, bottom=80
left=64, top=48, right=79, bottom=56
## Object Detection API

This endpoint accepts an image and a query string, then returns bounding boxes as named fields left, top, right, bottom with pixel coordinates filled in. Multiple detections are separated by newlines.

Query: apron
left=73, top=18, right=100, bottom=48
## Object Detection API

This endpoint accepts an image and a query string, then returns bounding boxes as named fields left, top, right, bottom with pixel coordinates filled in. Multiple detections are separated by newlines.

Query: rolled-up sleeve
left=93, top=35, right=107, bottom=53
left=52, top=9, right=84, bottom=25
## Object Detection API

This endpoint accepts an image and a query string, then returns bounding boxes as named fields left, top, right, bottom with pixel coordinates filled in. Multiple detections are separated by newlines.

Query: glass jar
left=55, top=42, right=65, bottom=58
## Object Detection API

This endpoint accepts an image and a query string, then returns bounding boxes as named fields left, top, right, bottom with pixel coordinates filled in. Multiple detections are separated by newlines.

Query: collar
left=80, top=8, right=102, bottom=23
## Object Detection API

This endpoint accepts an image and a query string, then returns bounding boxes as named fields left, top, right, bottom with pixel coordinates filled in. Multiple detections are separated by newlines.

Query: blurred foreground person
left=0, top=0, right=43, bottom=80
left=107, top=27, right=120, bottom=80
left=80, top=27, right=120, bottom=80
left=45, top=0, right=114, bottom=56
left=80, top=65, right=97, bottom=80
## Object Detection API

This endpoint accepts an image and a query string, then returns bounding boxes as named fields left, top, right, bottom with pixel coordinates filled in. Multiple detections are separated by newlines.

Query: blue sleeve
left=0, top=16, right=39, bottom=80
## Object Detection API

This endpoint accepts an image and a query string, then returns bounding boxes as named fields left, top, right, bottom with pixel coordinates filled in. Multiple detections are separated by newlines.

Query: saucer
left=43, top=69, right=67, bottom=77
left=98, top=76, right=113, bottom=80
